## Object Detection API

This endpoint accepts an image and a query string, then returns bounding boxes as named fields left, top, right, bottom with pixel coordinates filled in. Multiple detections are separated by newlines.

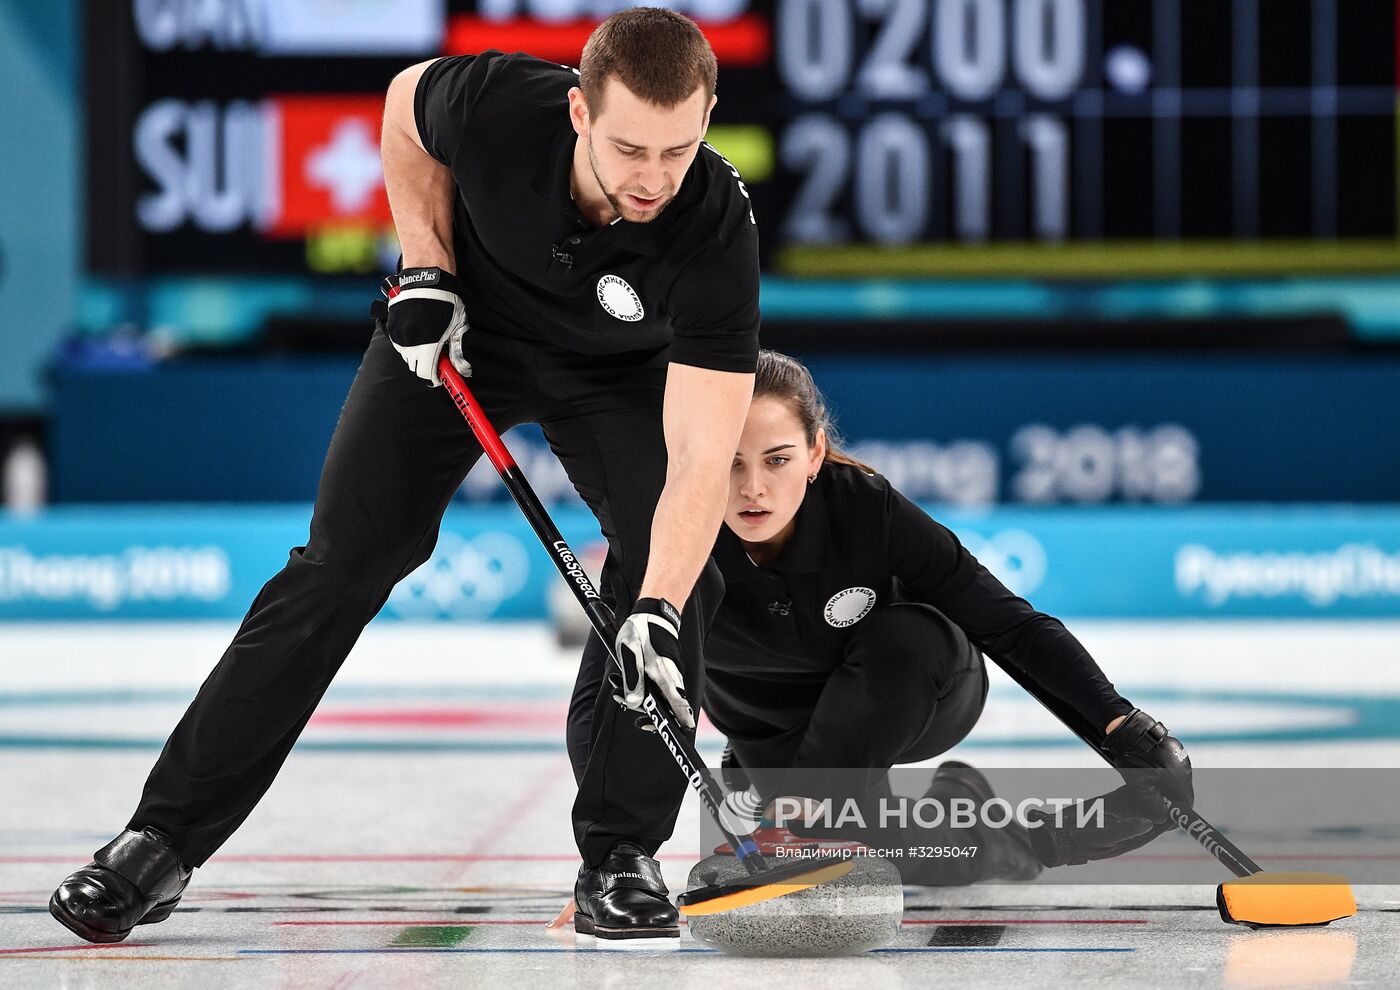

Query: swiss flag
left=262, top=95, right=391, bottom=238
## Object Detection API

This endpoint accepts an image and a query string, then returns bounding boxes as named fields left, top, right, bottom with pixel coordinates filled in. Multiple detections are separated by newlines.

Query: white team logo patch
left=597, top=274, right=644, bottom=322
left=824, top=587, right=876, bottom=628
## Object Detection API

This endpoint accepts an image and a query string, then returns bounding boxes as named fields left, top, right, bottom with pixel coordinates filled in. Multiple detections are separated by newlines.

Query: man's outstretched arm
left=609, top=362, right=752, bottom=728
left=641, top=363, right=753, bottom=605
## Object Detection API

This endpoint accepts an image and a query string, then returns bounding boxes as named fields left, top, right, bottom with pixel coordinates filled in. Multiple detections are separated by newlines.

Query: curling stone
left=684, top=849, right=902, bottom=956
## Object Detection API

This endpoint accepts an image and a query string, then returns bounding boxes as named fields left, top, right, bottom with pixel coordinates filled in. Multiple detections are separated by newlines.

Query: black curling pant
left=568, top=602, right=988, bottom=790
left=130, top=325, right=722, bottom=869
left=573, top=603, right=1009, bottom=884
left=730, top=602, right=987, bottom=797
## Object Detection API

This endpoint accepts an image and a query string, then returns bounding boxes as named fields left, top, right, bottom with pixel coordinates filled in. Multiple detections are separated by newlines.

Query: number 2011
left=783, top=112, right=1069, bottom=243
left=778, top=0, right=1087, bottom=102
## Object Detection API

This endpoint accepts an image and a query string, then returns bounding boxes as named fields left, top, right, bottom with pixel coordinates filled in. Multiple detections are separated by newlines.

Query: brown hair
left=753, top=349, right=875, bottom=475
left=579, top=8, right=718, bottom=115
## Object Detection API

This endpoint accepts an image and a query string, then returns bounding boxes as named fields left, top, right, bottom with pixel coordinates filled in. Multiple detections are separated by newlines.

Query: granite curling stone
left=685, top=849, right=902, bottom=956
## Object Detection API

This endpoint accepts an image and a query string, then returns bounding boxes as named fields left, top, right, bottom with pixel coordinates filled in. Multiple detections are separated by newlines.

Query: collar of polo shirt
left=714, top=477, right=834, bottom=581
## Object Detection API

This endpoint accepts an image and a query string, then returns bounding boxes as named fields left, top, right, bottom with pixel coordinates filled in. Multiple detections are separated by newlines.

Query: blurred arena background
left=4, top=0, right=1399, bottom=626
left=2, top=1, right=1400, bottom=982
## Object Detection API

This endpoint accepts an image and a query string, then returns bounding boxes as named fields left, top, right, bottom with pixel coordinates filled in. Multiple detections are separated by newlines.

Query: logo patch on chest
left=823, top=587, right=876, bottom=628
left=596, top=274, right=644, bottom=322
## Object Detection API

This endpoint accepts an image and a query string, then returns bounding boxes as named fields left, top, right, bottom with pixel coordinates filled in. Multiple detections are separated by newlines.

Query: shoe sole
left=574, top=911, right=680, bottom=948
left=48, top=893, right=181, bottom=945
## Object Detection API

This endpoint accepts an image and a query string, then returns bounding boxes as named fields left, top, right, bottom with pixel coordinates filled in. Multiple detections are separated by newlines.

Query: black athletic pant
left=568, top=601, right=988, bottom=788
left=570, top=603, right=993, bottom=882
left=130, top=325, right=722, bottom=869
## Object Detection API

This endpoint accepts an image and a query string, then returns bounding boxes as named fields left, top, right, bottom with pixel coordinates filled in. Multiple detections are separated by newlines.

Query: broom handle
left=437, top=355, right=766, bottom=872
left=988, top=655, right=1260, bottom=877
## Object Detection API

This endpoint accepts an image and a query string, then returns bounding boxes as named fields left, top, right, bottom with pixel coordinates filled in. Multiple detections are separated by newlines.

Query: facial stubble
left=587, top=134, right=677, bottom=225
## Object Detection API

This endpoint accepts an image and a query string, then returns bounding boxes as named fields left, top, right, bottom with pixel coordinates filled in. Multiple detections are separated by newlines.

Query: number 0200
left=777, top=0, right=1087, bottom=102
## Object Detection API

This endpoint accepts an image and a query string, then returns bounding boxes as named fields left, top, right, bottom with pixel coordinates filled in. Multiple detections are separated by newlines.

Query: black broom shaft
left=988, top=655, right=1260, bottom=877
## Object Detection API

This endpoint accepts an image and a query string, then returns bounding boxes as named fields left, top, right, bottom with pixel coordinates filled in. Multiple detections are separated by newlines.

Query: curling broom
left=989, top=655, right=1355, bottom=929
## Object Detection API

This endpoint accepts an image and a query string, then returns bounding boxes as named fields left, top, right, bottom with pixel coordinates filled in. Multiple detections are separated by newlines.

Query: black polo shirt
left=413, top=51, right=760, bottom=373
left=705, top=462, right=1131, bottom=736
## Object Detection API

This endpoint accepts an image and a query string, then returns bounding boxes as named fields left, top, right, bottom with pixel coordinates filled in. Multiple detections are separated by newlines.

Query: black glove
left=1026, top=781, right=1169, bottom=867
left=1101, top=707, right=1194, bottom=808
left=612, top=597, right=694, bottom=729
left=383, top=267, right=468, bottom=386
left=1026, top=708, right=1193, bottom=868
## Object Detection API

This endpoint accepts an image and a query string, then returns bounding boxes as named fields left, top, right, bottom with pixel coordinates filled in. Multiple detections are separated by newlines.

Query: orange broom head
left=677, top=855, right=855, bottom=917
left=1217, top=872, right=1357, bottom=929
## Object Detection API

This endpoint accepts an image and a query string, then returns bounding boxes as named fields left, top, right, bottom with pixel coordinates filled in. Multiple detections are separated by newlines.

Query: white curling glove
left=384, top=267, right=469, bottom=386
left=612, top=597, right=695, bottom=729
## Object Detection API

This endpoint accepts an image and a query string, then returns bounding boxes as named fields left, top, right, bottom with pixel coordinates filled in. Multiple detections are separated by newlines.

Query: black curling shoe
left=573, top=841, right=679, bottom=946
left=927, top=761, right=1044, bottom=882
left=49, top=828, right=193, bottom=943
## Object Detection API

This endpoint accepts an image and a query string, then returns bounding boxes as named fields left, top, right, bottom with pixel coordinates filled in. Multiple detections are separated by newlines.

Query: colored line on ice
left=0, top=943, right=156, bottom=956
left=901, top=919, right=1148, bottom=925
left=390, top=926, right=472, bottom=948
left=927, top=924, right=1005, bottom=947
left=275, top=920, right=555, bottom=926
left=272, top=918, right=1144, bottom=927
left=874, top=947, right=1135, bottom=954
left=238, top=946, right=1135, bottom=955
left=0, top=955, right=244, bottom=962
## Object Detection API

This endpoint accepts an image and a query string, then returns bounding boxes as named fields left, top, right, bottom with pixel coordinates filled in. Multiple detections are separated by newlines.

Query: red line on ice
left=0, top=943, right=154, bottom=955
left=308, top=706, right=565, bottom=729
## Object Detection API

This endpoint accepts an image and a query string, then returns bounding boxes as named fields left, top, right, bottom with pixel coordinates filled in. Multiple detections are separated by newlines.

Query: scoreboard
left=85, top=0, right=776, bottom=276
left=88, top=0, right=1400, bottom=278
left=770, top=0, right=1400, bottom=276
